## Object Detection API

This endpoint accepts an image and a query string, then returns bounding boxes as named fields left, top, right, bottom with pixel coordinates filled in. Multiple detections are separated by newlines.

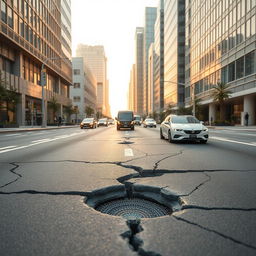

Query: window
left=245, top=51, right=255, bottom=76
left=236, top=57, right=244, bottom=79
left=73, top=69, right=80, bottom=75
left=1, top=1, right=7, bottom=23
left=228, top=62, right=236, bottom=82
left=221, top=66, right=228, bottom=83
left=73, top=83, right=80, bottom=88
left=246, top=19, right=251, bottom=38
left=7, top=6, right=13, bottom=28
left=73, top=96, right=81, bottom=102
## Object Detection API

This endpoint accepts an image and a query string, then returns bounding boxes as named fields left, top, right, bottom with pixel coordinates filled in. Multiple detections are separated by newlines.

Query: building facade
left=128, top=64, right=136, bottom=111
left=148, top=43, right=155, bottom=114
left=76, top=44, right=110, bottom=117
left=134, top=27, right=144, bottom=116
left=185, top=0, right=256, bottom=125
left=164, top=0, right=185, bottom=109
left=153, top=0, right=165, bottom=114
left=71, top=57, right=97, bottom=122
left=143, top=7, right=157, bottom=115
left=0, top=0, right=72, bottom=126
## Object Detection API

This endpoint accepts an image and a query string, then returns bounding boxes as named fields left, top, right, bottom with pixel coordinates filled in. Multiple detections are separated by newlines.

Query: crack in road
left=121, top=219, right=161, bottom=256
left=1, top=157, right=256, bottom=254
left=173, top=215, right=256, bottom=250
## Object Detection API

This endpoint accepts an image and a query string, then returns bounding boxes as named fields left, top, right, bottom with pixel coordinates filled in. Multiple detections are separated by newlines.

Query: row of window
left=186, top=50, right=255, bottom=98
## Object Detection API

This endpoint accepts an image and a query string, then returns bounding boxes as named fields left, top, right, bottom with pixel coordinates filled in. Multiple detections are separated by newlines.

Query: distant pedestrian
left=58, top=116, right=62, bottom=127
left=245, top=112, right=249, bottom=126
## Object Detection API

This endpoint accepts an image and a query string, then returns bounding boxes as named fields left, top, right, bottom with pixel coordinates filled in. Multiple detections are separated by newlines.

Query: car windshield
left=99, top=119, right=107, bottom=122
left=171, top=116, right=200, bottom=124
left=134, top=116, right=141, bottom=120
left=118, top=112, right=133, bottom=120
left=145, top=119, right=154, bottom=122
left=83, top=118, right=93, bottom=122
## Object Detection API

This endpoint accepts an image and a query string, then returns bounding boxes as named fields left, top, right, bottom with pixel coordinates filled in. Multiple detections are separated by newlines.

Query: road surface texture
left=0, top=125, right=255, bottom=256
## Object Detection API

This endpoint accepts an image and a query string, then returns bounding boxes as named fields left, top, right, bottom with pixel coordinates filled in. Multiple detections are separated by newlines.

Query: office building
left=128, top=64, right=135, bottom=111
left=143, top=7, right=157, bottom=115
left=148, top=43, right=155, bottom=114
left=76, top=44, right=110, bottom=117
left=185, top=0, right=256, bottom=125
left=134, top=27, right=144, bottom=116
left=71, top=57, right=97, bottom=122
left=0, top=0, right=72, bottom=126
left=153, top=0, right=165, bottom=114
left=164, top=0, right=185, bottom=109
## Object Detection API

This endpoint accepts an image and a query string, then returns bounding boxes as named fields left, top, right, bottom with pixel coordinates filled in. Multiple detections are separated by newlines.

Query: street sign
left=41, top=69, right=47, bottom=86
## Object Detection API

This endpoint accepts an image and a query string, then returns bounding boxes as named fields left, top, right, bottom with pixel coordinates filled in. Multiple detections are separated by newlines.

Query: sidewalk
left=0, top=125, right=79, bottom=134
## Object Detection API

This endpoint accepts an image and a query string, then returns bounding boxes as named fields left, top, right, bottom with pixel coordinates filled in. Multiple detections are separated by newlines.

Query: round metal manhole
left=95, top=197, right=171, bottom=219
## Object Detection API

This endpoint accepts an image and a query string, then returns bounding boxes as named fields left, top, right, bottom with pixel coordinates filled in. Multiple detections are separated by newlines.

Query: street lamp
left=41, top=57, right=69, bottom=127
left=161, top=80, right=195, bottom=116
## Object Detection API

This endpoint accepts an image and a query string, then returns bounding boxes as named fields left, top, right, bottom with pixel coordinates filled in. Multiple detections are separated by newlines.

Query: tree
left=96, top=111, right=101, bottom=120
left=165, top=104, right=175, bottom=115
left=48, top=96, right=60, bottom=122
left=211, top=82, right=232, bottom=122
left=85, top=106, right=94, bottom=117
left=64, top=104, right=75, bottom=123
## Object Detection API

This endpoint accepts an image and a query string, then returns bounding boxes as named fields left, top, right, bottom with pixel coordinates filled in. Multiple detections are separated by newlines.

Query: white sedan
left=160, top=115, right=208, bottom=143
left=143, top=118, right=157, bottom=128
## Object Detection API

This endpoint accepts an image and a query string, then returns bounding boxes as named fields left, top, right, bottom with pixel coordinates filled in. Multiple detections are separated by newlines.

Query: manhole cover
left=95, top=197, right=170, bottom=219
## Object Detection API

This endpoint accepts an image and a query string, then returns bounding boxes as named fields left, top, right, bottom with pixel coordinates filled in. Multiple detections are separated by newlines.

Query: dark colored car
left=80, top=118, right=97, bottom=129
left=97, top=118, right=108, bottom=127
left=116, top=110, right=134, bottom=130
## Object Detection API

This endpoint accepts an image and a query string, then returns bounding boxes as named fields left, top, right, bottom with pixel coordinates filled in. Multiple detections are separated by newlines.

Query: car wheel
left=145, top=125, right=147, bottom=128
left=80, top=127, right=83, bottom=129
left=168, top=130, right=173, bottom=143
left=160, top=128, right=164, bottom=139
left=117, top=126, right=120, bottom=131
left=154, top=125, right=156, bottom=128
left=131, top=127, right=134, bottom=131
left=200, top=140, right=207, bottom=144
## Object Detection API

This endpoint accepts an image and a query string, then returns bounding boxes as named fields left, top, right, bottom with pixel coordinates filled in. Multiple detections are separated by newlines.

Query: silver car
left=143, top=118, right=157, bottom=128
left=160, top=115, right=208, bottom=143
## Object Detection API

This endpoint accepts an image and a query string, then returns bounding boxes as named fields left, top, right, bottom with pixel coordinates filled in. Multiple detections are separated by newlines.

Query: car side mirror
left=200, top=121, right=204, bottom=125
left=164, top=121, right=169, bottom=125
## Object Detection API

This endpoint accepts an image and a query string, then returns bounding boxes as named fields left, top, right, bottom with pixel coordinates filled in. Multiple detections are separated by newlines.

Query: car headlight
left=174, top=128, right=183, bottom=131
left=90, top=123, right=93, bottom=125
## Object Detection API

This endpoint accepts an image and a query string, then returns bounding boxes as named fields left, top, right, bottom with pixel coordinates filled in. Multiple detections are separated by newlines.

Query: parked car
left=134, top=115, right=142, bottom=125
left=116, top=110, right=134, bottom=130
left=97, top=118, right=108, bottom=127
left=160, top=115, right=208, bottom=143
left=143, top=118, right=157, bottom=128
left=108, top=119, right=115, bottom=125
left=80, top=118, right=97, bottom=129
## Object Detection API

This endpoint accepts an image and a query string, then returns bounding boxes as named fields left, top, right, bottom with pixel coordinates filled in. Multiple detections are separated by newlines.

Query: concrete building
left=71, top=57, right=97, bottom=122
left=164, top=0, right=185, bottom=110
left=185, top=0, right=256, bottom=125
left=75, top=44, right=110, bottom=117
left=148, top=43, right=155, bottom=114
left=0, top=0, right=72, bottom=126
left=143, top=7, right=157, bottom=115
left=134, top=27, right=144, bottom=116
left=153, top=0, right=165, bottom=114
left=128, top=64, right=136, bottom=111
left=61, top=0, right=72, bottom=61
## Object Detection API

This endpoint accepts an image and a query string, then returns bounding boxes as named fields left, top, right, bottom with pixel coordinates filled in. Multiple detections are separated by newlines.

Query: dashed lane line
left=124, top=148, right=134, bottom=157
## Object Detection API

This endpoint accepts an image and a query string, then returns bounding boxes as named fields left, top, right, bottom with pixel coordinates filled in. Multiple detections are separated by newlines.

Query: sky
left=71, top=0, right=158, bottom=117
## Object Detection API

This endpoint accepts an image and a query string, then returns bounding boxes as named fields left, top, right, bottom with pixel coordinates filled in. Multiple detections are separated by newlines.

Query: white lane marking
left=211, top=130, right=256, bottom=136
left=124, top=148, right=134, bottom=157
left=31, top=139, right=51, bottom=143
left=4, top=133, right=20, bottom=137
left=0, top=131, right=83, bottom=154
left=0, top=145, right=17, bottom=150
left=211, top=136, right=256, bottom=147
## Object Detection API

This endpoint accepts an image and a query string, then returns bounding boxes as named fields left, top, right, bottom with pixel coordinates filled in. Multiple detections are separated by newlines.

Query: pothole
left=86, top=184, right=182, bottom=219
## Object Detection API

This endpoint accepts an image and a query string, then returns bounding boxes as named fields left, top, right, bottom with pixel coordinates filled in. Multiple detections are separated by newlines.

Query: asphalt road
left=0, top=125, right=255, bottom=256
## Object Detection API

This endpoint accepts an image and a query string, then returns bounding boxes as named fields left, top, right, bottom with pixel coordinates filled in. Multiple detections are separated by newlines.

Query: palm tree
left=85, top=106, right=94, bottom=117
left=211, top=82, right=232, bottom=123
left=48, top=96, right=60, bottom=122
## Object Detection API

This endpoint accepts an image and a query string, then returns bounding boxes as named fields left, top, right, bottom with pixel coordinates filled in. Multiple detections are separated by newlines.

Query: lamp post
left=41, top=57, right=68, bottom=127
left=161, top=80, right=195, bottom=116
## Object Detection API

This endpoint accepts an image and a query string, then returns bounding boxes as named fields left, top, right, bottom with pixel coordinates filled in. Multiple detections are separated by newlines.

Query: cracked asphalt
left=0, top=126, right=256, bottom=256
